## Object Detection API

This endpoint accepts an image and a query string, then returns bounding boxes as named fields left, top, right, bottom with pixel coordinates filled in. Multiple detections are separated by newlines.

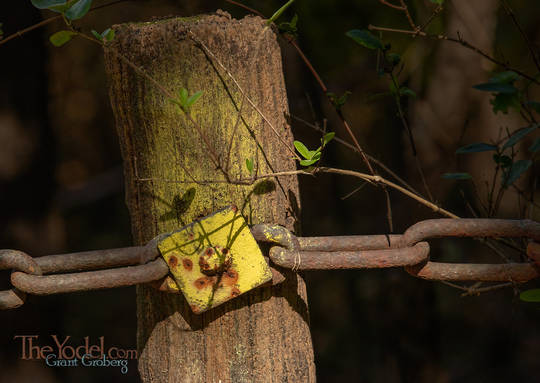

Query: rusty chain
left=1, top=218, right=539, bottom=310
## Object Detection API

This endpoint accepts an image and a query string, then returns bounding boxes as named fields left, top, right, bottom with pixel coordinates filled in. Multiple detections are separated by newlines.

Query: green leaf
left=473, top=71, right=520, bottom=95
left=168, top=98, right=180, bottom=106
left=504, top=159, right=532, bottom=187
left=49, top=30, right=77, bottom=47
left=101, top=28, right=115, bottom=42
left=456, top=143, right=497, bottom=154
left=442, top=172, right=472, bottom=180
left=322, top=132, right=335, bottom=146
left=299, top=158, right=319, bottom=166
left=473, top=82, right=517, bottom=94
left=179, top=88, right=188, bottom=106
left=346, top=29, right=384, bottom=50
left=430, top=0, right=444, bottom=4
left=327, top=91, right=351, bottom=109
left=294, top=140, right=311, bottom=159
left=278, top=14, right=298, bottom=36
left=65, top=0, right=92, bottom=20
left=490, top=71, right=519, bottom=84
left=309, top=151, right=321, bottom=161
left=267, top=0, right=295, bottom=25
left=91, top=29, right=102, bottom=41
left=186, top=91, right=203, bottom=108
left=519, top=289, right=540, bottom=302
left=490, top=92, right=521, bottom=114
left=529, top=137, right=540, bottom=153
left=245, top=158, right=254, bottom=174
left=399, top=87, right=416, bottom=98
left=502, top=126, right=537, bottom=149
left=31, top=0, right=66, bottom=8
left=31, top=0, right=77, bottom=12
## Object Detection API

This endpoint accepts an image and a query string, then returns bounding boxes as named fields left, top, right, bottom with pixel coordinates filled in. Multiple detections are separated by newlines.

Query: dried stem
left=137, top=166, right=460, bottom=218
left=290, top=114, right=422, bottom=196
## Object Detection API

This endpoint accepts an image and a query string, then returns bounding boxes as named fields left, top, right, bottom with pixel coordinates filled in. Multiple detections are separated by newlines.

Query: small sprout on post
left=267, top=0, right=296, bottom=25
left=278, top=14, right=298, bottom=37
left=91, top=28, right=115, bottom=43
left=245, top=158, right=254, bottom=175
left=169, top=88, right=203, bottom=113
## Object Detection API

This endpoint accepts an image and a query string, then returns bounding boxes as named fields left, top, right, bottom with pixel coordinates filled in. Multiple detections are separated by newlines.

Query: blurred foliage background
left=1, top=0, right=539, bottom=382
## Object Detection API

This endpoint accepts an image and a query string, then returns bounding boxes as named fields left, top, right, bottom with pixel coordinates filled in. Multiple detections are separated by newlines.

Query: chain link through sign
left=1, top=207, right=539, bottom=313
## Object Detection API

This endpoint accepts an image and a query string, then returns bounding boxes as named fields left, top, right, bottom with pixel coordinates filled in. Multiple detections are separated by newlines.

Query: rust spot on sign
left=194, top=276, right=216, bottom=290
left=182, top=258, right=193, bottom=271
left=231, top=287, right=241, bottom=297
left=221, top=269, right=238, bottom=286
left=168, top=255, right=178, bottom=268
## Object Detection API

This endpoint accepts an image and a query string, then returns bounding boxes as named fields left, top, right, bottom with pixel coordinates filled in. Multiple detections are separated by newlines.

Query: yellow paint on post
left=158, top=206, right=272, bottom=314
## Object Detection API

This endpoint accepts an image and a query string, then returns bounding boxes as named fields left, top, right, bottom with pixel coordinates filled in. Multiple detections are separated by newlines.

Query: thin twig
left=388, top=73, right=433, bottom=201
left=137, top=165, right=459, bottom=218
left=384, top=188, right=394, bottom=232
left=318, top=167, right=459, bottom=218
left=500, top=0, right=540, bottom=74
left=225, top=0, right=265, bottom=17
left=378, top=0, right=406, bottom=11
left=440, top=281, right=514, bottom=296
left=225, top=94, right=246, bottom=176
left=341, top=182, right=368, bottom=200
left=418, top=4, right=443, bottom=32
left=368, top=25, right=540, bottom=85
left=290, top=113, right=422, bottom=196
left=398, top=0, right=418, bottom=31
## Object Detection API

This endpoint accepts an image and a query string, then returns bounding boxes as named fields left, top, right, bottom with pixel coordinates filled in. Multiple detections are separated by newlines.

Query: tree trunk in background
left=104, top=11, right=315, bottom=383
left=410, top=0, right=520, bottom=209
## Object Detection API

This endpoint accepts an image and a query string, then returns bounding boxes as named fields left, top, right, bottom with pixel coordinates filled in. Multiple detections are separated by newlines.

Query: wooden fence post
left=104, top=11, right=315, bottom=382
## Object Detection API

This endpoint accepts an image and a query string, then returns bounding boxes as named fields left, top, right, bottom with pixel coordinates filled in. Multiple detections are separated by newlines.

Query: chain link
left=1, top=218, right=539, bottom=310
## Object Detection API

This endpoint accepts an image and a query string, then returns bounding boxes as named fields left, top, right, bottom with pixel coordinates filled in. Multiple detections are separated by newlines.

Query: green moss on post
left=104, top=11, right=315, bottom=382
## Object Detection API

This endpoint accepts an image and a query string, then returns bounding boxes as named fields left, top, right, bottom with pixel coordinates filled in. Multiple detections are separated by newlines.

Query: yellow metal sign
left=158, top=206, right=272, bottom=314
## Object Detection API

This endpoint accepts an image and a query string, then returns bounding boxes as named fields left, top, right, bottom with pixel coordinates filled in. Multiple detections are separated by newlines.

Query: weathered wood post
left=104, top=11, right=315, bottom=382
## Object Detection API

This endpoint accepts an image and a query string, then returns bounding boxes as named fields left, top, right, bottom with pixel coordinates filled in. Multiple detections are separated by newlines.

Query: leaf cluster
left=294, top=132, right=335, bottom=167
left=169, top=88, right=203, bottom=113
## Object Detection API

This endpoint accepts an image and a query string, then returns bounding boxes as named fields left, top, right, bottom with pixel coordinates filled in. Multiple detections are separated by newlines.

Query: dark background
left=1, top=1, right=539, bottom=382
